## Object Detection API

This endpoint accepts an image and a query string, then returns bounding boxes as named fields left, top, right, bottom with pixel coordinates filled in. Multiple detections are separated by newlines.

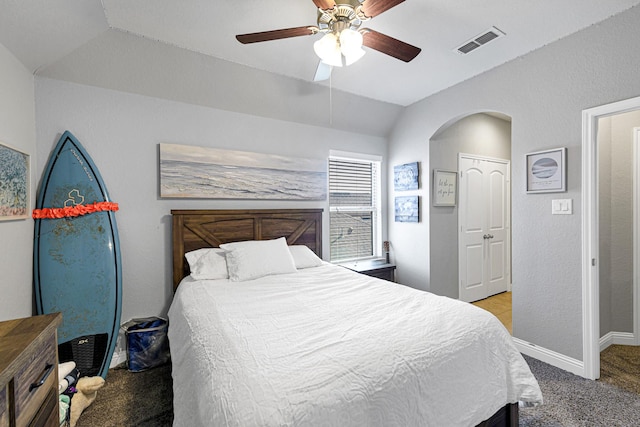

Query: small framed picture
left=0, top=141, right=30, bottom=221
left=433, top=169, right=457, bottom=207
left=526, top=147, right=566, bottom=193
left=395, top=196, right=419, bottom=222
left=394, top=162, right=419, bottom=191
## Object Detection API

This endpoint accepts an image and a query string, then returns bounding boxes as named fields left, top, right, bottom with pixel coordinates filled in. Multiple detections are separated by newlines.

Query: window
left=328, top=154, right=382, bottom=262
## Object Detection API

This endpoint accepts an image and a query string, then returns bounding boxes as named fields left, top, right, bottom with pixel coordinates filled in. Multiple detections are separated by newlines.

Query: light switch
left=552, top=199, right=572, bottom=215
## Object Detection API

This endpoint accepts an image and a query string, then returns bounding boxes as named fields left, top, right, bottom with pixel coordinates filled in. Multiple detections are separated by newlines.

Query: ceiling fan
left=235, top=0, right=421, bottom=81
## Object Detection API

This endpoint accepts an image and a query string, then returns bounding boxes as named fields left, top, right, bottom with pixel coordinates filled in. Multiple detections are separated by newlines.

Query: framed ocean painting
left=526, top=147, right=566, bottom=193
left=0, top=141, right=29, bottom=221
left=159, top=143, right=327, bottom=200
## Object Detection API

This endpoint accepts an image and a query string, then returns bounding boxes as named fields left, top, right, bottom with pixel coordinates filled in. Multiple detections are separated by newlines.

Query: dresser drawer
left=0, top=314, right=61, bottom=427
left=13, top=335, right=57, bottom=427
left=0, top=386, right=8, bottom=426
left=29, top=388, right=58, bottom=427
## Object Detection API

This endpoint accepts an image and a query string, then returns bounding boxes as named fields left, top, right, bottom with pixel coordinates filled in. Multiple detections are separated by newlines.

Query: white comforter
left=168, top=263, right=542, bottom=427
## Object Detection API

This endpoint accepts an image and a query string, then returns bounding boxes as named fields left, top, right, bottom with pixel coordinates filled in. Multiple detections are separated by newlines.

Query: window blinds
left=329, top=158, right=379, bottom=261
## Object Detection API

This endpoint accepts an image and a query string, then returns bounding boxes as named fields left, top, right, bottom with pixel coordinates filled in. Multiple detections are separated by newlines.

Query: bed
left=168, top=209, right=542, bottom=427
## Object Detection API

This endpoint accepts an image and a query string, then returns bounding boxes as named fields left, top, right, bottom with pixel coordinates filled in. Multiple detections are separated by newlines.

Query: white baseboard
left=513, top=337, right=585, bottom=377
left=516, top=333, right=640, bottom=380
left=599, top=331, right=637, bottom=351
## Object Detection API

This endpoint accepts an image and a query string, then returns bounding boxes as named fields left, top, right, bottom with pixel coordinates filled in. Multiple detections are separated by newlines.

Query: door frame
left=582, top=96, right=640, bottom=380
left=458, top=153, right=511, bottom=302
left=634, top=127, right=640, bottom=345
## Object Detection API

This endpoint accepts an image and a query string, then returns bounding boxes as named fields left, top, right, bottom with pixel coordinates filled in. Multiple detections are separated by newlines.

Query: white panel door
left=459, top=155, right=510, bottom=302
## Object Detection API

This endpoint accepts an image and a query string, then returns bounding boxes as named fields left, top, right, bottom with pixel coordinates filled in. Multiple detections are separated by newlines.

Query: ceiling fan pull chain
left=329, top=72, right=333, bottom=126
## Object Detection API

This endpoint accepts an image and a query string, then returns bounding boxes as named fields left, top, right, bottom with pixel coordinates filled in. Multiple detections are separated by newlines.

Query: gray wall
left=0, top=43, right=36, bottom=321
left=4, top=1, right=640, bottom=368
left=35, top=77, right=388, bottom=323
left=37, top=29, right=402, bottom=139
left=428, top=113, right=511, bottom=298
left=598, top=110, right=640, bottom=337
left=388, top=5, right=640, bottom=360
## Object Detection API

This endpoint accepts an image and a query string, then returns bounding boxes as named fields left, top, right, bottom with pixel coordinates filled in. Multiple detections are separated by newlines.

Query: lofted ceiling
left=1, top=0, right=639, bottom=107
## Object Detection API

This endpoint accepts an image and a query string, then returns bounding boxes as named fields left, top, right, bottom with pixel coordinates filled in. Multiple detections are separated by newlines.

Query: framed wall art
left=395, top=196, right=419, bottom=222
left=159, top=143, right=327, bottom=200
left=526, top=147, right=566, bottom=193
left=433, top=169, right=457, bottom=206
left=394, top=161, right=419, bottom=191
left=0, top=141, right=30, bottom=221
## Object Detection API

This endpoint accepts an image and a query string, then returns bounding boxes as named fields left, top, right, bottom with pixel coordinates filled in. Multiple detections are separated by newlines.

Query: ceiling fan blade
left=312, top=0, right=337, bottom=10
left=313, top=61, right=333, bottom=82
left=360, top=0, right=405, bottom=18
left=236, top=26, right=318, bottom=44
left=362, top=29, right=421, bottom=62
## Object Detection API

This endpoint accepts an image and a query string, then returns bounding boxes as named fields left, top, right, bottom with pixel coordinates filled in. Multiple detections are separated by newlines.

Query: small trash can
left=121, top=317, right=170, bottom=372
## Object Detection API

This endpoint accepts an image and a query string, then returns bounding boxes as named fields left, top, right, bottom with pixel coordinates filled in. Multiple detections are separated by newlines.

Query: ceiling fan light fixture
left=339, top=28, right=365, bottom=65
left=314, top=33, right=343, bottom=67
left=343, top=46, right=365, bottom=66
left=236, top=0, right=420, bottom=81
left=340, top=28, right=365, bottom=65
left=339, top=28, right=363, bottom=52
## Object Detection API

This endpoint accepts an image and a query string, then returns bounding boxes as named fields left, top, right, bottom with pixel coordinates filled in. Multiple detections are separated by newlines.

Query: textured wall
left=0, top=42, right=36, bottom=321
left=598, top=110, right=640, bottom=336
left=428, top=113, right=511, bottom=299
left=35, top=78, right=388, bottom=323
left=38, top=30, right=402, bottom=139
left=389, top=5, right=640, bottom=360
left=609, top=113, right=640, bottom=332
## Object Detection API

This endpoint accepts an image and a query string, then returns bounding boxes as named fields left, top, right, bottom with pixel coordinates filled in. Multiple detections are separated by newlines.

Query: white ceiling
left=1, top=0, right=639, bottom=106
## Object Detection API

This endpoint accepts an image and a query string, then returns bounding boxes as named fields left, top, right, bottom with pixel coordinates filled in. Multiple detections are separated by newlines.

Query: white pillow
left=185, top=248, right=229, bottom=280
left=220, top=237, right=297, bottom=282
left=289, top=245, right=323, bottom=269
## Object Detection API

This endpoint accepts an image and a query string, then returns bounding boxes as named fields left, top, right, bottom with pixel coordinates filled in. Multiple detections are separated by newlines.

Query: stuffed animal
left=69, top=376, right=105, bottom=427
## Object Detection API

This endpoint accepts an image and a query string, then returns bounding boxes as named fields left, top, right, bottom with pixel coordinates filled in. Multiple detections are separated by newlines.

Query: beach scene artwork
left=159, top=143, right=327, bottom=200
left=526, top=147, right=566, bottom=193
left=0, top=142, right=29, bottom=220
left=531, top=158, right=558, bottom=179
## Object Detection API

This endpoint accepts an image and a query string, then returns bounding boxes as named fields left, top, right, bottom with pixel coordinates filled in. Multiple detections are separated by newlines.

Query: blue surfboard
left=34, top=131, right=122, bottom=379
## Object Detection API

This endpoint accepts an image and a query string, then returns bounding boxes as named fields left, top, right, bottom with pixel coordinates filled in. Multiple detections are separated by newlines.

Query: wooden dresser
left=0, top=313, right=62, bottom=427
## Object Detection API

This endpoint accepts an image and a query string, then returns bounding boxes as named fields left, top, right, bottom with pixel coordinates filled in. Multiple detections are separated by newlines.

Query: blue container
left=122, top=317, right=170, bottom=372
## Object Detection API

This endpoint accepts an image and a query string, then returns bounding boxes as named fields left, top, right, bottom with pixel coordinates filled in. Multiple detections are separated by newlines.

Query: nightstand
left=338, top=259, right=396, bottom=282
left=0, top=312, right=62, bottom=427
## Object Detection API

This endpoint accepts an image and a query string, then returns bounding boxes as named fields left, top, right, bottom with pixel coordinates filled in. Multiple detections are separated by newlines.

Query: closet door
left=459, top=155, right=510, bottom=302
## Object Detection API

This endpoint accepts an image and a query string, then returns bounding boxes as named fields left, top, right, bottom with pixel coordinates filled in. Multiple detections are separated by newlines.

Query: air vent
left=455, top=26, right=505, bottom=55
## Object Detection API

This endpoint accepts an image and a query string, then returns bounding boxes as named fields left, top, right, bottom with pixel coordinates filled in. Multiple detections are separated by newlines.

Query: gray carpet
left=74, top=363, right=173, bottom=427
left=520, top=355, right=640, bottom=426
left=74, top=356, right=640, bottom=426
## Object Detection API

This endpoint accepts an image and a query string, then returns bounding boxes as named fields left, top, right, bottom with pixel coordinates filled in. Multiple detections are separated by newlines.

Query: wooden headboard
left=171, top=209, right=323, bottom=291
